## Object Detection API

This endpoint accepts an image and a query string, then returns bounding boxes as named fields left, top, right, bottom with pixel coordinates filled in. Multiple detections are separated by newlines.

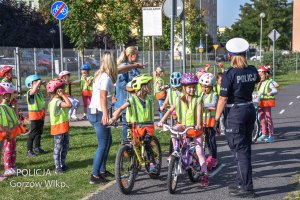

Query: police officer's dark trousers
left=204, top=127, right=217, bottom=159
left=224, top=104, right=256, bottom=191
left=27, top=119, right=44, bottom=151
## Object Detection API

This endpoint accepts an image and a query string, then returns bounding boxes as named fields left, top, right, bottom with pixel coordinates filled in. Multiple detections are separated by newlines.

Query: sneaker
left=201, top=173, right=209, bottom=187
left=4, top=168, right=16, bottom=177
left=27, top=150, right=37, bottom=157
left=228, top=183, right=242, bottom=193
left=61, top=165, right=69, bottom=172
left=210, top=158, right=218, bottom=168
left=167, top=155, right=171, bottom=164
left=257, top=135, right=267, bottom=142
left=229, top=188, right=256, bottom=198
left=265, top=136, right=274, bottom=143
left=149, top=163, right=157, bottom=174
left=55, top=168, right=64, bottom=174
left=90, top=174, right=108, bottom=184
left=81, top=115, right=88, bottom=120
left=100, top=170, right=114, bottom=178
left=0, top=173, right=7, bottom=182
left=34, top=147, right=46, bottom=154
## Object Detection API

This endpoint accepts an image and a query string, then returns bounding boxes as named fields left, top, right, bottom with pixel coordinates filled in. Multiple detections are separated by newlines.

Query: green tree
left=219, top=0, right=292, bottom=50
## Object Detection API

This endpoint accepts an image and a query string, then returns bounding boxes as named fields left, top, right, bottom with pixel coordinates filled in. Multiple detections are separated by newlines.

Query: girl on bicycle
left=110, top=74, right=158, bottom=174
left=158, top=72, right=209, bottom=187
left=199, top=73, right=219, bottom=170
left=257, top=66, right=277, bottom=143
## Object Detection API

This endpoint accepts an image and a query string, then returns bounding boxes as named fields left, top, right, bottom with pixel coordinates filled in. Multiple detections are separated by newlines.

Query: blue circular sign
left=51, top=1, right=68, bottom=20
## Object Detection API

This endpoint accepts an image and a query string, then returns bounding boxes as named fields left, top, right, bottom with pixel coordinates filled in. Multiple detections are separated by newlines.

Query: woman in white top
left=88, top=51, right=117, bottom=184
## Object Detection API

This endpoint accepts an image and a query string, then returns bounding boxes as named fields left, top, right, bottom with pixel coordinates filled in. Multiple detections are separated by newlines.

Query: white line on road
left=297, top=96, right=300, bottom=99
left=209, top=164, right=225, bottom=178
left=279, top=109, right=285, bottom=114
left=289, top=102, right=293, bottom=105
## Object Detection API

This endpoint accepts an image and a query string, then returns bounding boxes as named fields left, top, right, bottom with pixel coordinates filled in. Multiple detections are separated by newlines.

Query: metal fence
left=0, top=47, right=299, bottom=94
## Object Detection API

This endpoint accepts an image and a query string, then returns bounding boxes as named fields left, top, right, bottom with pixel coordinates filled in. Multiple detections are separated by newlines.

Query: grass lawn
left=0, top=126, right=170, bottom=200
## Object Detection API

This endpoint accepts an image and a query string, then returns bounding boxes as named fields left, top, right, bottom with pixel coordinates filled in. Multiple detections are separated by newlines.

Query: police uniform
left=220, top=38, right=260, bottom=195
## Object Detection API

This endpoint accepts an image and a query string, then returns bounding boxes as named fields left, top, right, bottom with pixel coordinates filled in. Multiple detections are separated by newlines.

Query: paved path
left=86, top=84, right=300, bottom=200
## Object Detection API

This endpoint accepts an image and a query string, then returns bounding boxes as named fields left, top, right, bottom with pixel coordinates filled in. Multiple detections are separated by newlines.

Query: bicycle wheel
left=145, top=136, right=162, bottom=179
left=167, top=155, right=180, bottom=194
left=168, top=138, right=173, bottom=156
left=187, top=151, right=201, bottom=182
left=115, top=145, right=135, bottom=194
left=252, top=119, right=260, bottom=143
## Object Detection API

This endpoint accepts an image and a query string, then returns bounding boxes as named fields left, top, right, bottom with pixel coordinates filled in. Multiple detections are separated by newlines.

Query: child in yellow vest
left=80, top=64, right=93, bottom=120
left=257, top=66, right=277, bottom=143
left=46, top=79, right=72, bottom=174
left=158, top=72, right=209, bottom=187
left=154, top=67, right=169, bottom=119
left=25, top=75, right=46, bottom=157
left=0, top=83, right=25, bottom=177
left=195, top=68, right=206, bottom=97
left=199, top=73, right=219, bottom=171
left=58, top=71, right=80, bottom=121
left=110, top=74, right=158, bottom=174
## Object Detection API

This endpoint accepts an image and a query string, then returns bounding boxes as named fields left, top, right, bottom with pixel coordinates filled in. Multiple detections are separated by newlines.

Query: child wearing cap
left=25, top=75, right=46, bottom=157
left=257, top=66, right=277, bottom=143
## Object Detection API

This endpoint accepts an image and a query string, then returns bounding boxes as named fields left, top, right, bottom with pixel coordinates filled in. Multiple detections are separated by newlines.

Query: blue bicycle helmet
left=25, top=75, right=41, bottom=88
left=81, top=64, right=91, bottom=71
left=170, top=72, right=182, bottom=88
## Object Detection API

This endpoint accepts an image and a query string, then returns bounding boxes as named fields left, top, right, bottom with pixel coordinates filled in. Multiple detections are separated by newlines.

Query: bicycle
left=113, top=122, right=162, bottom=194
left=252, top=92, right=262, bottom=142
left=162, top=124, right=202, bottom=194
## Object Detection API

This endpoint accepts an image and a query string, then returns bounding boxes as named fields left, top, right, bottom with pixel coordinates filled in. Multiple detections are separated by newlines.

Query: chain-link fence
left=0, top=47, right=299, bottom=94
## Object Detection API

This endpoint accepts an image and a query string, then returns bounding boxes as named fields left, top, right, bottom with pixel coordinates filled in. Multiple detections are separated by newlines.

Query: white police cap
left=226, top=38, right=249, bottom=55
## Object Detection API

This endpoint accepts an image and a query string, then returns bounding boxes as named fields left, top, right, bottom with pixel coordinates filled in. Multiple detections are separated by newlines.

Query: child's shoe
left=34, top=147, right=46, bottom=154
left=257, top=135, right=267, bottom=142
left=201, top=173, right=209, bottom=187
left=70, top=115, right=79, bottom=121
left=81, top=115, right=88, bottom=120
left=61, top=165, right=69, bottom=172
left=0, top=173, right=7, bottom=181
left=55, top=167, right=64, bottom=174
left=27, top=150, right=37, bottom=157
left=4, top=168, right=16, bottom=177
left=265, top=136, right=274, bottom=143
left=149, top=163, right=157, bottom=174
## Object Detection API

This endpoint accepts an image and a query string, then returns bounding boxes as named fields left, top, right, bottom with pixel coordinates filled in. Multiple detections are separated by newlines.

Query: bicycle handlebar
left=162, top=124, right=194, bottom=135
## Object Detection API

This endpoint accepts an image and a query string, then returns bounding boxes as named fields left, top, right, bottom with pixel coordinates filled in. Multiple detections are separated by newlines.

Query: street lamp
left=205, top=33, right=208, bottom=61
left=259, top=12, right=265, bottom=63
left=50, top=28, right=56, bottom=49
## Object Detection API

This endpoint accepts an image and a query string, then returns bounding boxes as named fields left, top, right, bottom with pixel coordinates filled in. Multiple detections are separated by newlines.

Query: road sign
left=213, top=44, right=219, bottom=50
left=163, top=0, right=184, bottom=18
left=268, top=29, right=280, bottom=42
left=51, top=1, right=68, bottom=20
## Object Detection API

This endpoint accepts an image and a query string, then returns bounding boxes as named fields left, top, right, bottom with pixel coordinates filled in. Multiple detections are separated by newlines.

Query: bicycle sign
left=51, top=1, right=68, bottom=20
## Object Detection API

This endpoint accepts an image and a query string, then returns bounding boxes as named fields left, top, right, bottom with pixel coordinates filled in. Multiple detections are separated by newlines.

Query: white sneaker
left=0, top=173, right=7, bottom=182
left=4, top=168, right=16, bottom=177
left=70, top=115, right=78, bottom=121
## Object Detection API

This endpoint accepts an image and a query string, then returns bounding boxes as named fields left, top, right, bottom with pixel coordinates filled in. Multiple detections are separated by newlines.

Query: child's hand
left=157, top=122, right=163, bottom=127
left=135, top=63, right=146, bottom=69
left=108, top=118, right=115, bottom=125
left=195, top=124, right=202, bottom=130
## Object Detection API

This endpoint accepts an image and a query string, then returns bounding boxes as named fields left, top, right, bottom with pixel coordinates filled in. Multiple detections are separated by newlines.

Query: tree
left=219, top=0, right=292, bottom=50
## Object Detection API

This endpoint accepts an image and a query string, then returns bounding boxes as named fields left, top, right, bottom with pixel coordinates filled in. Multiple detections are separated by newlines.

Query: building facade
left=16, top=0, right=39, bottom=9
left=293, top=0, right=300, bottom=51
left=197, top=0, right=218, bottom=43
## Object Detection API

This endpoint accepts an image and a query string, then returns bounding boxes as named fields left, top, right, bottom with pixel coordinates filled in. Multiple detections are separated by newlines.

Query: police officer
left=215, top=38, right=260, bottom=198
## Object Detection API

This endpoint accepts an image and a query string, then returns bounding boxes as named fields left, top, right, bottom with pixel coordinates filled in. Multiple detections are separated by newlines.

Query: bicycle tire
left=115, top=145, right=135, bottom=194
left=252, top=119, right=261, bottom=143
left=145, top=136, right=162, bottom=179
left=167, top=155, right=179, bottom=194
left=187, top=151, right=201, bottom=182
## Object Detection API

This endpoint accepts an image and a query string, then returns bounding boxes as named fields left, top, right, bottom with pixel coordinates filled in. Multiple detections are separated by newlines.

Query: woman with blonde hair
left=88, top=51, right=117, bottom=184
left=115, top=46, right=146, bottom=143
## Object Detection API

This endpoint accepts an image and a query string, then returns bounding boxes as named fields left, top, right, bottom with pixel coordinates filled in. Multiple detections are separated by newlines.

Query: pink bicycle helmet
left=199, top=73, right=216, bottom=86
left=196, top=68, right=207, bottom=79
left=58, top=70, right=71, bottom=78
left=46, top=79, right=65, bottom=93
left=181, top=72, right=198, bottom=85
left=0, top=82, right=16, bottom=94
left=0, top=85, right=6, bottom=95
left=0, top=66, right=13, bottom=77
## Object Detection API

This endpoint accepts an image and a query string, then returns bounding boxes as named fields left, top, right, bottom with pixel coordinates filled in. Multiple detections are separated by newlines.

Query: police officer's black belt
left=226, top=102, right=252, bottom=107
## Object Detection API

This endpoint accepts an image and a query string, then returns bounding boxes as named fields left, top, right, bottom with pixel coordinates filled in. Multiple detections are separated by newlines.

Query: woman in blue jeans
left=88, top=51, right=117, bottom=184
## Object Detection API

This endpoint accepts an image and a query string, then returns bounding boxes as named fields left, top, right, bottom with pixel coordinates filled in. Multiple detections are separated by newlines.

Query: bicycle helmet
left=46, top=79, right=65, bottom=93
left=258, top=65, right=269, bottom=73
left=81, top=64, right=91, bottom=71
left=126, top=81, right=135, bottom=92
left=25, top=74, right=41, bottom=88
left=58, top=70, right=71, bottom=78
left=131, top=74, right=153, bottom=91
left=170, top=72, right=182, bottom=88
left=0, top=65, right=13, bottom=77
left=0, top=85, right=5, bottom=95
left=181, top=72, right=198, bottom=85
left=0, top=82, right=16, bottom=94
left=199, top=73, right=216, bottom=86
left=196, top=68, right=207, bottom=79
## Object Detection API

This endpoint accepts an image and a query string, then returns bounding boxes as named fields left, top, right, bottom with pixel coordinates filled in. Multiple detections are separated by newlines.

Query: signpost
left=268, top=29, right=281, bottom=81
left=199, top=44, right=204, bottom=63
left=213, top=44, right=219, bottom=75
left=51, top=1, right=68, bottom=71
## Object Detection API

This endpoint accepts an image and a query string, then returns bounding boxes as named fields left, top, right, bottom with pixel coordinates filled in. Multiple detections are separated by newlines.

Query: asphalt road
left=86, top=84, right=300, bottom=200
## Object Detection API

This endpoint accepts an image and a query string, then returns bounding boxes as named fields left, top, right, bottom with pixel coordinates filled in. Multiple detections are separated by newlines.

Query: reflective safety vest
left=48, top=98, right=69, bottom=135
left=195, top=83, right=203, bottom=97
left=26, top=90, right=45, bottom=120
left=154, top=77, right=164, bottom=93
left=127, top=95, right=154, bottom=124
left=176, top=96, right=200, bottom=126
left=202, top=92, right=217, bottom=127
left=64, top=83, right=71, bottom=97
left=0, top=104, right=25, bottom=140
left=80, top=76, right=93, bottom=97
left=167, top=88, right=181, bottom=106
left=215, top=84, right=221, bottom=96
left=258, top=79, right=276, bottom=107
